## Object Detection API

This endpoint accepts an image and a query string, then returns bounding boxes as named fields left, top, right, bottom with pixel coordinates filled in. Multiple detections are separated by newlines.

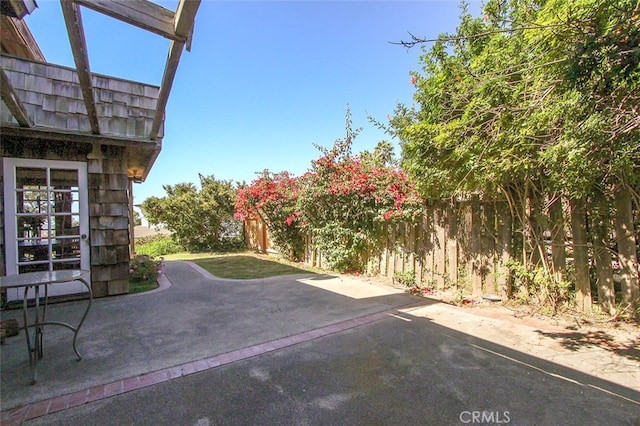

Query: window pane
left=51, top=214, right=80, bottom=237
left=52, top=191, right=79, bottom=214
left=16, top=167, right=46, bottom=187
left=16, top=190, right=49, bottom=214
left=53, top=238, right=81, bottom=260
left=17, top=215, right=49, bottom=239
left=19, top=263, right=49, bottom=274
left=53, top=260, right=81, bottom=271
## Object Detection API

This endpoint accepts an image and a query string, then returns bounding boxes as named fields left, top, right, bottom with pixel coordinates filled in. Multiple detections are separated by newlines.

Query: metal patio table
left=0, top=270, right=92, bottom=384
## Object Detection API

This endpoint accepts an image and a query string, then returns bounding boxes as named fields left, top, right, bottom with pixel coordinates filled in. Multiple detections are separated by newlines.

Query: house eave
left=0, top=124, right=161, bottom=181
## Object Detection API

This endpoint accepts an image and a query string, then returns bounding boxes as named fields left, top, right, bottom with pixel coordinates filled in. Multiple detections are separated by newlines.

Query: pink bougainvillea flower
left=409, top=75, right=419, bottom=85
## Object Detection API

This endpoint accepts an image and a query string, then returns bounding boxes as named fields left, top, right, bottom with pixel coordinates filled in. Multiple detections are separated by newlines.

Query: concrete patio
left=1, top=261, right=639, bottom=424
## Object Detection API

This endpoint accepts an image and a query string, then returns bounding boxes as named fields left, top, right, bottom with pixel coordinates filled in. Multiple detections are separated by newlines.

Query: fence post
left=434, top=207, right=446, bottom=290
left=548, top=194, right=567, bottom=283
left=483, top=202, right=497, bottom=293
left=446, top=201, right=458, bottom=287
left=423, top=207, right=434, bottom=287
left=415, top=215, right=424, bottom=285
left=496, top=201, right=512, bottom=301
left=570, top=197, right=592, bottom=312
left=471, top=197, right=483, bottom=295
left=614, top=185, right=640, bottom=316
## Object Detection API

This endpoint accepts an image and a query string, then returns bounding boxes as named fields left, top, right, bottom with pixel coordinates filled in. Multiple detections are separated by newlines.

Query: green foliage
left=507, top=260, right=573, bottom=315
left=235, top=171, right=306, bottom=261
left=142, top=175, right=242, bottom=252
left=135, top=235, right=183, bottom=257
left=132, top=210, right=142, bottom=226
left=297, top=107, right=424, bottom=272
left=393, top=270, right=416, bottom=288
left=129, top=254, right=162, bottom=283
left=312, top=222, right=368, bottom=272
left=389, top=0, right=639, bottom=200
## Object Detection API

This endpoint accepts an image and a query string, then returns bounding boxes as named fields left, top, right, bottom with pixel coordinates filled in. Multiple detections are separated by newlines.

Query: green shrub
left=393, top=270, right=416, bottom=288
left=129, top=254, right=162, bottom=282
left=135, top=235, right=183, bottom=257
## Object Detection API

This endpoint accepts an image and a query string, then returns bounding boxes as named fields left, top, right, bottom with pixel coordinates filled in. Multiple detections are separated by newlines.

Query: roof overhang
left=1, top=124, right=160, bottom=181
left=0, top=0, right=201, bottom=182
left=0, top=0, right=37, bottom=19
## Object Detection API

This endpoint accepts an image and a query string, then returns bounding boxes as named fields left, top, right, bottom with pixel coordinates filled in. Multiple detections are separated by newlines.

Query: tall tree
left=388, top=0, right=639, bottom=312
left=142, top=174, right=239, bottom=252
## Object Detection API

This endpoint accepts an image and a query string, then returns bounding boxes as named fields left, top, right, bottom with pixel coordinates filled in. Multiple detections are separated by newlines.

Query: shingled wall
left=0, top=54, right=162, bottom=139
left=87, top=145, right=131, bottom=297
left=1, top=140, right=131, bottom=297
left=1, top=54, right=165, bottom=297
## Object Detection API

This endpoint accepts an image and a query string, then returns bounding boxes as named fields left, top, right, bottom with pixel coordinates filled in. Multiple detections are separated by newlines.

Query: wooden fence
left=243, top=215, right=272, bottom=253
left=245, top=193, right=639, bottom=312
left=304, top=200, right=513, bottom=298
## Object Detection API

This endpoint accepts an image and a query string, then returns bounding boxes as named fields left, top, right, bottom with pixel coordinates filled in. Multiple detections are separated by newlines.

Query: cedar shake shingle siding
left=1, top=141, right=131, bottom=297
left=0, top=54, right=163, bottom=139
left=1, top=0, right=200, bottom=300
left=1, top=55, right=162, bottom=297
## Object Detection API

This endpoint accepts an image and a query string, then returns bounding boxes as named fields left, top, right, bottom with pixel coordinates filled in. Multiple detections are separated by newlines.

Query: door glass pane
left=13, top=166, right=82, bottom=274
left=19, top=263, right=50, bottom=274
left=17, top=215, right=49, bottom=239
left=16, top=190, right=49, bottom=214
left=52, top=191, right=79, bottom=214
left=16, top=167, right=46, bottom=187
left=53, top=237, right=81, bottom=260
left=51, top=214, right=81, bottom=237
left=53, top=260, right=81, bottom=271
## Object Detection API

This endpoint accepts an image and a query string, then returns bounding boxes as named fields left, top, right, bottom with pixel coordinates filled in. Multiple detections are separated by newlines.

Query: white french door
left=3, top=158, right=90, bottom=300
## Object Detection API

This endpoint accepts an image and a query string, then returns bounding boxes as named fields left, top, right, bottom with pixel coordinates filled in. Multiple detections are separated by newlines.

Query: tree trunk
left=570, top=198, right=592, bottom=312
left=548, top=195, right=566, bottom=283
left=496, top=201, right=512, bottom=301
left=527, top=189, right=545, bottom=269
left=614, top=186, right=639, bottom=316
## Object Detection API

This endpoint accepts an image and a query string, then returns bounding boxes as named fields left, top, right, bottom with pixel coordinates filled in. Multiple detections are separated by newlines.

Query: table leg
left=22, top=287, right=33, bottom=366
left=71, top=277, right=93, bottom=361
left=32, top=284, right=41, bottom=384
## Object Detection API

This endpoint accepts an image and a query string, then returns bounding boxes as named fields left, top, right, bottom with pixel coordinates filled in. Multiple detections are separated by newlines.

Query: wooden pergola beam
left=60, top=0, right=100, bottom=134
left=150, top=0, right=200, bottom=140
left=71, top=0, right=182, bottom=42
left=0, top=65, right=33, bottom=127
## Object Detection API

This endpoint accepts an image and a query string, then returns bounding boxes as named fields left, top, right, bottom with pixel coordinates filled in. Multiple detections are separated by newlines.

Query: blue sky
left=25, top=0, right=481, bottom=203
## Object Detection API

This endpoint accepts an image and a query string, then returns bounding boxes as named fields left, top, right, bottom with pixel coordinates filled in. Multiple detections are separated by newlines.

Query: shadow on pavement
left=535, top=329, right=640, bottom=363
left=2, top=260, right=639, bottom=425
left=24, top=303, right=640, bottom=426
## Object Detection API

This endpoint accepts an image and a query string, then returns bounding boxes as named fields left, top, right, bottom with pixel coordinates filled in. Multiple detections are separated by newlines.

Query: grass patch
left=164, top=252, right=317, bottom=279
left=129, top=279, right=159, bottom=294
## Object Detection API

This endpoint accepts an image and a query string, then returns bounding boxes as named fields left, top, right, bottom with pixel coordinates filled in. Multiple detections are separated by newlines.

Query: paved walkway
left=1, top=261, right=639, bottom=425
left=1, top=261, right=421, bottom=423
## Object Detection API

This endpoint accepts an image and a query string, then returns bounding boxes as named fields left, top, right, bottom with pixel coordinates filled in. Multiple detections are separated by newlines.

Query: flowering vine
left=234, top=109, right=424, bottom=272
left=234, top=171, right=305, bottom=260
